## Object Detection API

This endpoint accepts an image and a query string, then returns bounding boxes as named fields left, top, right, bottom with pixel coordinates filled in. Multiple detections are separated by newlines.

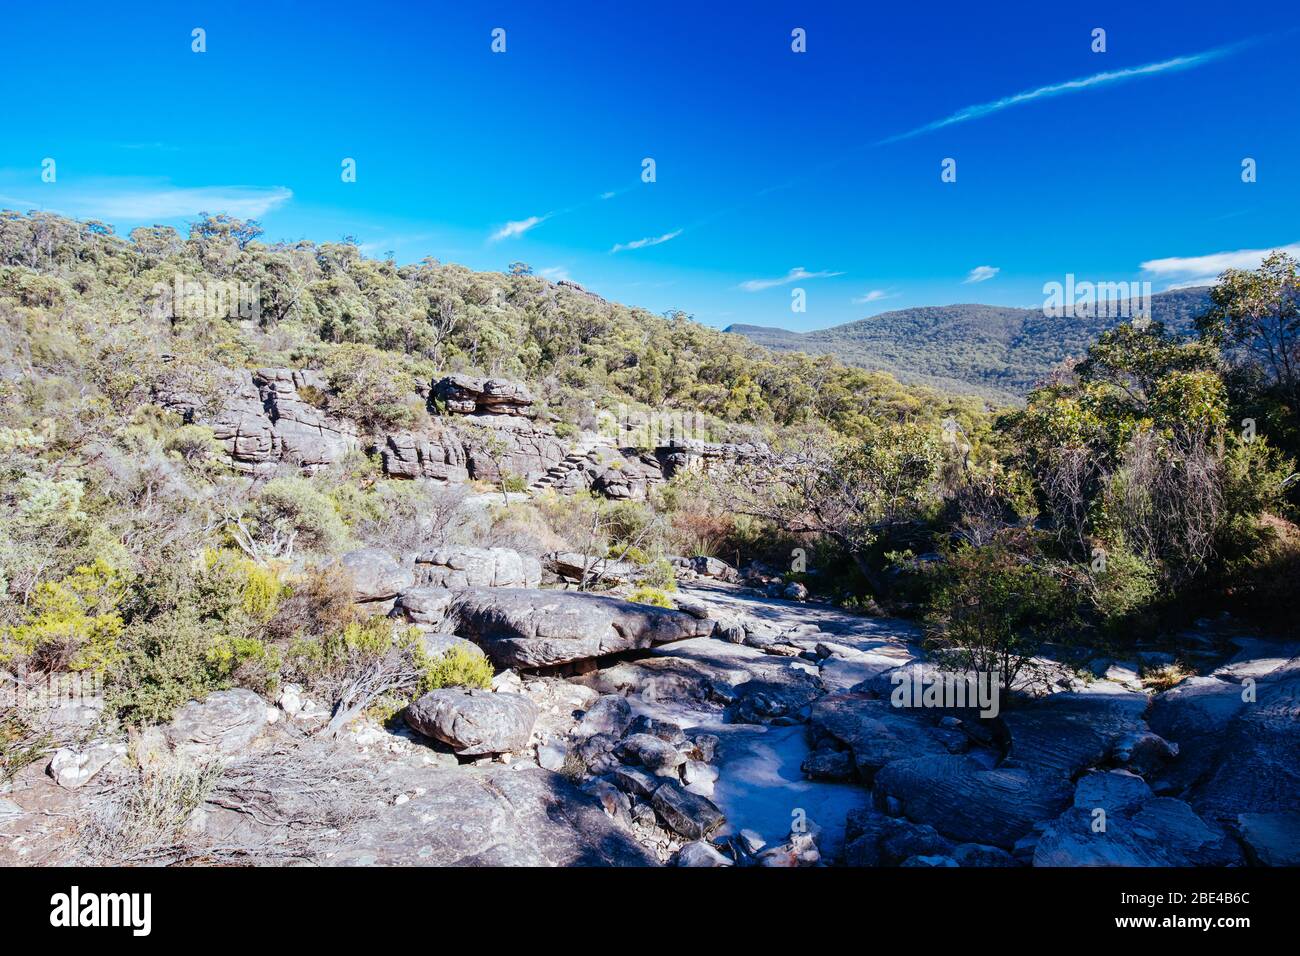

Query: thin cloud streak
left=610, top=228, right=683, bottom=253
left=739, top=267, right=844, bottom=292
left=879, top=40, right=1251, bottom=145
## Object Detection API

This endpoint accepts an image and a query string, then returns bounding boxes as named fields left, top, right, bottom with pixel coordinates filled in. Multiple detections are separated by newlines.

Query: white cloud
left=740, top=266, right=844, bottom=292
left=852, top=288, right=897, bottom=304
left=490, top=215, right=547, bottom=242
left=0, top=178, right=292, bottom=221
left=963, top=265, right=999, bottom=284
left=610, top=228, right=683, bottom=253
left=1140, top=242, right=1300, bottom=287
left=881, top=40, right=1250, bottom=144
left=538, top=266, right=572, bottom=282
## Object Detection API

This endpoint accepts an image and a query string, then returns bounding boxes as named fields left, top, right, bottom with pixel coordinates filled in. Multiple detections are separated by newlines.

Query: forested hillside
left=728, top=288, right=1214, bottom=401
left=2, top=210, right=1298, bottom=870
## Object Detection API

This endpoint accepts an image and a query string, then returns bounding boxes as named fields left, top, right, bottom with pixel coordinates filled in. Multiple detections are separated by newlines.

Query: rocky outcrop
left=380, top=427, right=469, bottom=482
left=1001, top=692, right=1154, bottom=778
left=404, top=688, right=537, bottom=755
left=445, top=588, right=715, bottom=669
left=414, top=547, right=542, bottom=589
left=158, top=368, right=359, bottom=474
left=433, top=375, right=534, bottom=416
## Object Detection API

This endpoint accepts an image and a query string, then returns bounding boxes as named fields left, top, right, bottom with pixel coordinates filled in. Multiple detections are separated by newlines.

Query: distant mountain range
left=725, top=287, right=1214, bottom=403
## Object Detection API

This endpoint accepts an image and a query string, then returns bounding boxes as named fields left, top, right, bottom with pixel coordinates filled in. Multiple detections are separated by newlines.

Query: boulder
left=339, top=549, right=415, bottom=603
left=726, top=671, right=824, bottom=724
left=843, top=808, right=954, bottom=866
left=651, top=781, right=726, bottom=840
left=391, top=588, right=456, bottom=627
left=165, top=689, right=273, bottom=759
left=446, top=588, right=714, bottom=669
left=417, top=631, right=487, bottom=660
left=544, top=551, right=640, bottom=586
left=404, top=689, right=538, bottom=755
left=1236, top=811, right=1300, bottom=867
left=874, top=755, right=1074, bottom=849
left=675, top=841, right=732, bottom=867
left=414, top=547, right=541, bottom=590
left=1034, top=798, right=1241, bottom=867
left=618, top=733, right=686, bottom=775
left=951, top=843, right=1018, bottom=867
left=1072, top=770, right=1154, bottom=815
left=573, top=695, right=633, bottom=740
left=47, top=742, right=126, bottom=789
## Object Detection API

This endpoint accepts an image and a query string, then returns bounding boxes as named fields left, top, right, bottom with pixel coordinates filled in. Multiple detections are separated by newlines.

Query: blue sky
left=2, top=0, right=1298, bottom=331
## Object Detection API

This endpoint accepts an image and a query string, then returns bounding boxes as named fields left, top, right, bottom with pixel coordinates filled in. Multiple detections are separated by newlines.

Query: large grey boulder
left=573, top=695, right=633, bottom=740
left=339, top=549, right=415, bottom=603
left=327, top=765, right=657, bottom=866
left=164, top=689, right=273, bottom=759
left=1034, top=798, right=1241, bottom=867
left=1072, top=769, right=1154, bottom=815
left=405, top=689, right=537, bottom=755
left=446, top=588, right=714, bottom=668
left=391, top=588, right=456, bottom=627
left=414, top=547, right=541, bottom=589
left=874, top=755, right=1074, bottom=849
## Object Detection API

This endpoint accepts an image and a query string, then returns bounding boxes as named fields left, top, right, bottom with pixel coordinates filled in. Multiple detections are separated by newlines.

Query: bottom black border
left=1, top=865, right=1288, bottom=941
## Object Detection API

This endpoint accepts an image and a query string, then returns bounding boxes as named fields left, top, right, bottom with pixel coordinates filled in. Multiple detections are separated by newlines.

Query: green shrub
left=1088, top=545, right=1159, bottom=635
left=238, top=476, right=348, bottom=558
left=924, top=536, right=1077, bottom=693
left=2, top=558, right=125, bottom=674
left=628, top=585, right=674, bottom=608
left=417, top=645, right=494, bottom=693
left=107, top=609, right=240, bottom=725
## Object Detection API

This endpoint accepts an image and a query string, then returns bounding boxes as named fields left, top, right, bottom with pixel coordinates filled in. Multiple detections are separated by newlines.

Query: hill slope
left=727, top=288, right=1214, bottom=401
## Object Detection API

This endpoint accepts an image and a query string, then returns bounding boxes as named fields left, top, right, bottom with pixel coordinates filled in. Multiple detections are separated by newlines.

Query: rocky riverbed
left=3, top=569, right=1297, bottom=868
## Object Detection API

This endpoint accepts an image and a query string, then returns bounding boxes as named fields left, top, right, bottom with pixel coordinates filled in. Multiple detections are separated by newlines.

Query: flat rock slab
left=1236, top=811, right=1300, bottom=867
left=1001, top=692, right=1150, bottom=778
left=875, top=754, right=1074, bottom=850
left=810, top=692, right=949, bottom=780
left=447, top=588, right=714, bottom=668
left=326, top=766, right=657, bottom=866
left=405, top=689, right=537, bottom=755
